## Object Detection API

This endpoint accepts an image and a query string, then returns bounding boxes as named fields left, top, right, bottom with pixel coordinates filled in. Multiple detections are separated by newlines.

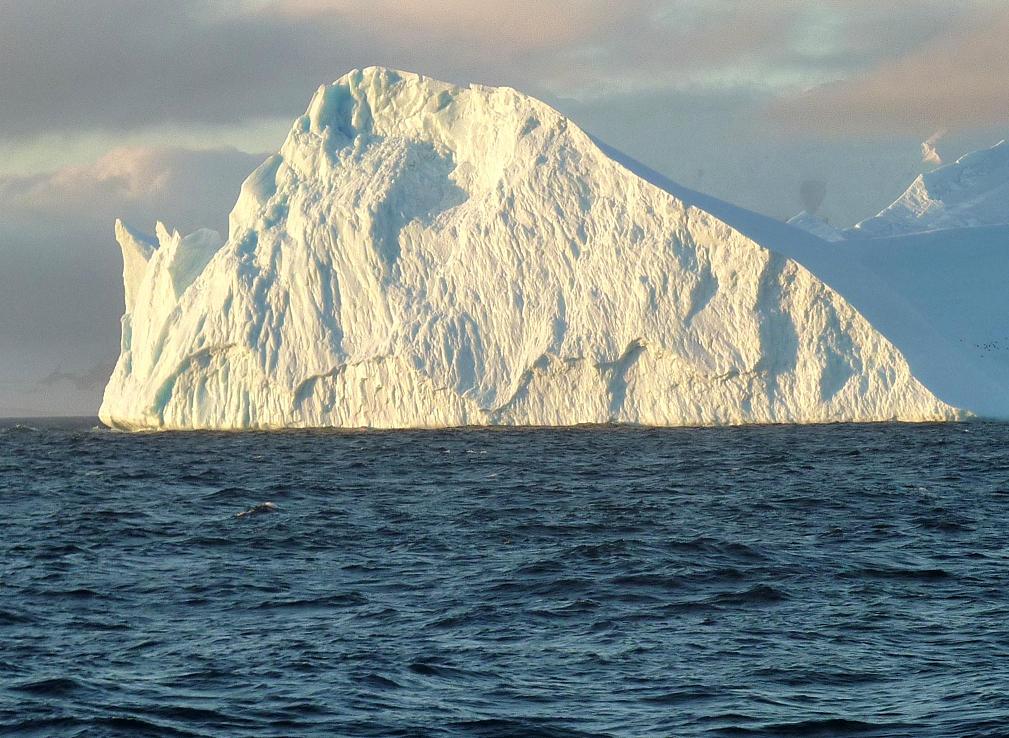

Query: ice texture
left=99, top=68, right=957, bottom=429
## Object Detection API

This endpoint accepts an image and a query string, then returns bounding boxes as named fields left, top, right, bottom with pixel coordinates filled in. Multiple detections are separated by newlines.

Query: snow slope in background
left=801, top=227, right=1009, bottom=417
left=598, top=141, right=1009, bottom=416
left=786, top=211, right=845, bottom=242
left=99, top=67, right=954, bottom=429
left=851, top=140, right=1009, bottom=237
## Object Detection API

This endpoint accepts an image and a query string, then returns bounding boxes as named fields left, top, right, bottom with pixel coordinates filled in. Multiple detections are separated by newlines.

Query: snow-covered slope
left=99, top=67, right=956, bottom=429
left=853, top=227, right=1009, bottom=416
left=851, top=140, right=1009, bottom=237
left=783, top=226, right=1009, bottom=418
left=786, top=211, right=845, bottom=242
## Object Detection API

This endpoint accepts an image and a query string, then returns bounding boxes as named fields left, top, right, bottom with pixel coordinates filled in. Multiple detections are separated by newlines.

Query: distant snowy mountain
left=851, top=140, right=1009, bottom=237
left=100, top=68, right=956, bottom=429
left=786, top=211, right=844, bottom=242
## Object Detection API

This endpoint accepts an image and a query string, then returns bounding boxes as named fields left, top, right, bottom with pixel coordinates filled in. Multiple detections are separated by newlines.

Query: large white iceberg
left=99, top=68, right=957, bottom=429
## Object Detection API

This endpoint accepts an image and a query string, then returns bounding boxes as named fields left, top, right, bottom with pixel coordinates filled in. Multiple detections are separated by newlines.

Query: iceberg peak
left=114, top=219, right=157, bottom=313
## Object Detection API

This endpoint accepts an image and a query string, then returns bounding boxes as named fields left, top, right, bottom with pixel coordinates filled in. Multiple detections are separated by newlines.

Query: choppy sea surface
left=3, top=418, right=1009, bottom=737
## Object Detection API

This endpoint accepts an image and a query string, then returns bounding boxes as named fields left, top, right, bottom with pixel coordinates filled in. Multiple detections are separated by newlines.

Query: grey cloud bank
left=0, top=146, right=263, bottom=416
left=0, top=1, right=1001, bottom=137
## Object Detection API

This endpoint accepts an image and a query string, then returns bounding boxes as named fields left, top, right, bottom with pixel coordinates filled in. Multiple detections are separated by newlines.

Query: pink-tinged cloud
left=775, top=7, right=1009, bottom=135
left=0, top=0, right=997, bottom=135
left=0, top=145, right=265, bottom=232
left=0, top=145, right=264, bottom=377
left=275, top=0, right=632, bottom=53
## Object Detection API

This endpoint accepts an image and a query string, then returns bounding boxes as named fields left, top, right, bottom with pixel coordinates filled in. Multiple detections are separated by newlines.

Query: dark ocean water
left=3, top=418, right=1009, bottom=737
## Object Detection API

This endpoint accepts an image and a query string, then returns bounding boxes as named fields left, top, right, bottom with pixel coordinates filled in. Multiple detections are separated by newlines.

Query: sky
left=2, top=0, right=1008, bottom=416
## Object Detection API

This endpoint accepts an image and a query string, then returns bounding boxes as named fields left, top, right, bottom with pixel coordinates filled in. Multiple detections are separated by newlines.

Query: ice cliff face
left=852, top=140, right=1009, bottom=237
left=99, top=68, right=957, bottom=429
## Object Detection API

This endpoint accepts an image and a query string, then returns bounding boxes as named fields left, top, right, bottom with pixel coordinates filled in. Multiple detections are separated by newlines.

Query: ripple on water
left=2, top=420, right=1009, bottom=736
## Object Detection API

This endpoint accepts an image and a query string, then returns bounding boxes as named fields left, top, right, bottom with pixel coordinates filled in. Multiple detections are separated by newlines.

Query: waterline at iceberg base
left=99, top=68, right=959, bottom=430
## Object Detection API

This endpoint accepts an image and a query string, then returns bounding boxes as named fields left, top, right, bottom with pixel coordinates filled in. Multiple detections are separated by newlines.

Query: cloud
left=0, top=1, right=335, bottom=137
left=1, top=145, right=265, bottom=233
left=0, top=1, right=997, bottom=138
left=273, top=1, right=975, bottom=97
left=0, top=144, right=263, bottom=414
left=774, top=6, right=1009, bottom=135
left=278, top=0, right=624, bottom=53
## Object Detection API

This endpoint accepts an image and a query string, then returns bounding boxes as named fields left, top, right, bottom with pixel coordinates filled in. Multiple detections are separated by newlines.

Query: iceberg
left=99, top=68, right=957, bottom=429
left=851, top=139, right=1009, bottom=237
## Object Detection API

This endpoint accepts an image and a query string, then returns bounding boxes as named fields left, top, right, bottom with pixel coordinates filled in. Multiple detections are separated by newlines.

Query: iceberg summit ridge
left=100, top=67, right=959, bottom=429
